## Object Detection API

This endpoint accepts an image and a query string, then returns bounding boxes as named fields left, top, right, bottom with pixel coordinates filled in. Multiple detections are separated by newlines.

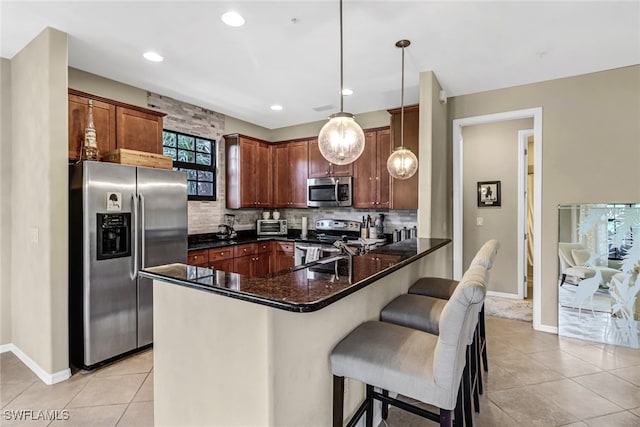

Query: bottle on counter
left=393, top=229, right=400, bottom=243
left=375, top=215, right=384, bottom=238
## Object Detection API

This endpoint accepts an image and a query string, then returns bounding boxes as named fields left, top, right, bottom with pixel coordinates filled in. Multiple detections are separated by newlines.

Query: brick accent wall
left=147, top=92, right=263, bottom=234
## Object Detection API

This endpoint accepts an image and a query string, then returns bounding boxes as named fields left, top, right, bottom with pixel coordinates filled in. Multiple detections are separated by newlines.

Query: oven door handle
left=334, top=179, right=340, bottom=206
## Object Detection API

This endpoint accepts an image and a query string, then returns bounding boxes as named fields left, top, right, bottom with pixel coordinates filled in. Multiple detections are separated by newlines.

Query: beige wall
left=422, top=72, right=450, bottom=239
left=417, top=71, right=452, bottom=277
left=68, top=67, right=147, bottom=107
left=224, top=115, right=272, bottom=141
left=449, top=65, right=640, bottom=327
left=10, top=28, right=69, bottom=374
left=462, top=119, right=533, bottom=294
left=269, top=110, right=391, bottom=142
left=1, top=58, right=12, bottom=345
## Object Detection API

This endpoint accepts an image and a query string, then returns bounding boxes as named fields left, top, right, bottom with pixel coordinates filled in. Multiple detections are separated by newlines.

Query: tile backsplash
left=276, top=208, right=417, bottom=235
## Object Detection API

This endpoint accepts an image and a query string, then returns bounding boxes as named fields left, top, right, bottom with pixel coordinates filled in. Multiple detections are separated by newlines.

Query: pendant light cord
left=400, top=43, right=405, bottom=149
left=339, top=0, right=344, bottom=113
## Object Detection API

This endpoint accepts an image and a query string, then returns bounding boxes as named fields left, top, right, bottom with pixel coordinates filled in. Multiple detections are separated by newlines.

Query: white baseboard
left=486, top=290, right=521, bottom=299
left=1, top=343, right=70, bottom=385
left=534, top=323, right=558, bottom=334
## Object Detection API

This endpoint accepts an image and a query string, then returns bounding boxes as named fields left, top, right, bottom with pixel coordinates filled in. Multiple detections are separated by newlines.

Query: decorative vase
left=81, top=99, right=99, bottom=161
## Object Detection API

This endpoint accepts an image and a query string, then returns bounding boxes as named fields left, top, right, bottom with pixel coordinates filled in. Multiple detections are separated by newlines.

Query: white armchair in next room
left=558, top=242, right=621, bottom=287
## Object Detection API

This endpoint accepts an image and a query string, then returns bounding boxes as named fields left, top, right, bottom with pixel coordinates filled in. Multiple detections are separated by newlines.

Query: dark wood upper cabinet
left=353, top=128, right=391, bottom=208
left=388, top=105, right=419, bottom=209
left=273, top=140, right=309, bottom=208
left=225, top=134, right=273, bottom=209
left=115, top=106, right=163, bottom=154
left=68, top=89, right=165, bottom=161
left=308, top=138, right=353, bottom=178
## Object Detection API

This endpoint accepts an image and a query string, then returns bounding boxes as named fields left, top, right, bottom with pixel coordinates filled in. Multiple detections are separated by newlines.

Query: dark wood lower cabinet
left=210, top=258, right=234, bottom=272
left=189, top=240, right=287, bottom=277
left=274, top=251, right=295, bottom=272
left=233, top=255, right=254, bottom=276
left=253, top=254, right=271, bottom=277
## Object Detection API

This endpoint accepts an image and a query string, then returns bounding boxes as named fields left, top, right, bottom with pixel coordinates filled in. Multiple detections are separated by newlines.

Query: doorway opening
left=518, top=130, right=535, bottom=301
left=453, top=108, right=544, bottom=331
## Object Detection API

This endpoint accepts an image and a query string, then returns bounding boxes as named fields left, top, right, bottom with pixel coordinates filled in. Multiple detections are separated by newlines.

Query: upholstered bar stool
left=330, top=268, right=486, bottom=427
left=380, top=263, right=488, bottom=426
left=410, top=239, right=500, bottom=375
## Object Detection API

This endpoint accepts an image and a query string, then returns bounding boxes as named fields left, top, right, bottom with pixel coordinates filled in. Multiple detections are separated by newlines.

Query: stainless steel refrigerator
left=69, top=161, right=187, bottom=370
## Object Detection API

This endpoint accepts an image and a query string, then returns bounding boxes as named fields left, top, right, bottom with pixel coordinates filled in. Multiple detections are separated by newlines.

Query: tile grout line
left=114, top=370, right=152, bottom=426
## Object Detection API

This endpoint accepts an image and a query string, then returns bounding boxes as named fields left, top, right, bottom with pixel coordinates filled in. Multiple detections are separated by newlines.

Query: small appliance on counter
left=256, top=219, right=288, bottom=236
left=217, top=213, right=237, bottom=240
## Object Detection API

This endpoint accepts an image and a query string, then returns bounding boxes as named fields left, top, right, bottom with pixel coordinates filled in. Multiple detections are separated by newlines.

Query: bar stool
left=380, top=263, right=488, bottom=426
left=410, top=239, right=499, bottom=377
left=330, top=267, right=486, bottom=427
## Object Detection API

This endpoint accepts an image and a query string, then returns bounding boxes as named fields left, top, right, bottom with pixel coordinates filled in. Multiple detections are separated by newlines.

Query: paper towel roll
left=301, top=217, right=308, bottom=238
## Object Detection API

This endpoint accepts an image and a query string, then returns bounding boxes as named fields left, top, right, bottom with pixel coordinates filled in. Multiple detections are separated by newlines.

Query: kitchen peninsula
left=141, top=238, right=450, bottom=426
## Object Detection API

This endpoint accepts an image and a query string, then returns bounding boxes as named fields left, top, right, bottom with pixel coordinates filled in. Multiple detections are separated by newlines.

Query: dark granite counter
left=187, top=230, right=318, bottom=251
left=142, top=238, right=450, bottom=313
left=187, top=230, right=392, bottom=251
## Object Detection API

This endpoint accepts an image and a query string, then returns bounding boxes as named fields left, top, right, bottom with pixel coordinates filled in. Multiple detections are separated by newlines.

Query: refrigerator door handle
left=139, top=193, right=146, bottom=269
left=131, top=193, right=139, bottom=280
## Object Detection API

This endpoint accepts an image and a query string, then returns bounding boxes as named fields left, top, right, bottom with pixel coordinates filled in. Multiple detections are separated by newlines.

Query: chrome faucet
left=332, top=239, right=358, bottom=256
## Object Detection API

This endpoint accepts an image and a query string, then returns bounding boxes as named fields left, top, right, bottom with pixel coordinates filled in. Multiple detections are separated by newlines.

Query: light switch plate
left=476, top=217, right=483, bottom=226
left=31, top=227, right=39, bottom=243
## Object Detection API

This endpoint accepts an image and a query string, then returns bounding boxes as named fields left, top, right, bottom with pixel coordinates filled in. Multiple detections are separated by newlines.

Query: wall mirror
left=558, top=203, right=640, bottom=348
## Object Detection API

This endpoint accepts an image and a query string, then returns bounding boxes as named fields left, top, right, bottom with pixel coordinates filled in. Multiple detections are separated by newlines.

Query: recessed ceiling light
left=222, top=11, right=245, bottom=27
left=270, top=104, right=283, bottom=111
left=341, top=88, right=353, bottom=96
left=143, top=51, right=163, bottom=62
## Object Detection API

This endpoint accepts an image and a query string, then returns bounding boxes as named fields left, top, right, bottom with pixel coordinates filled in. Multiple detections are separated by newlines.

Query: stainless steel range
left=294, top=219, right=386, bottom=265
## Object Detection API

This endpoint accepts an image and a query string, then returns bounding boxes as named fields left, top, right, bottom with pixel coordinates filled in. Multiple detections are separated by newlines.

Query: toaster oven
left=256, top=219, right=288, bottom=236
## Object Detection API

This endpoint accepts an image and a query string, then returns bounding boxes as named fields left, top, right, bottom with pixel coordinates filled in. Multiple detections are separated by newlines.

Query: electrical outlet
left=476, top=217, right=483, bottom=226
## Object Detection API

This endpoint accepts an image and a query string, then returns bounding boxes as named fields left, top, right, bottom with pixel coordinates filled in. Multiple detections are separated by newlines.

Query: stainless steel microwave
left=307, top=177, right=352, bottom=207
left=256, top=219, right=288, bottom=236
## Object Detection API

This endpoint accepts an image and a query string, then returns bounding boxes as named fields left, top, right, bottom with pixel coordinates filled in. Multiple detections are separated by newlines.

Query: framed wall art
left=477, top=181, right=501, bottom=207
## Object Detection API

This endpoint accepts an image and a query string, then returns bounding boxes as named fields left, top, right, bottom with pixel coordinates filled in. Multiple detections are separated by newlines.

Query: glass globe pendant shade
left=317, top=112, right=365, bottom=165
left=387, top=146, right=418, bottom=179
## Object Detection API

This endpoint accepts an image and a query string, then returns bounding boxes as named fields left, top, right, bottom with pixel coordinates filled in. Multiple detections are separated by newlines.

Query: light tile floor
left=383, top=316, right=640, bottom=427
left=1, top=349, right=153, bottom=427
left=2, top=317, right=640, bottom=426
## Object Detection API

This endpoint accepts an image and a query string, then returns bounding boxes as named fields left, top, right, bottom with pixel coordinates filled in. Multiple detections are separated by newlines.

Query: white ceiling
left=2, top=1, right=639, bottom=129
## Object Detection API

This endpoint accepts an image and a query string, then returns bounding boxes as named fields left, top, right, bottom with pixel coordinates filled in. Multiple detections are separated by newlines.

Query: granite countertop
left=141, top=237, right=451, bottom=313
left=188, top=230, right=317, bottom=251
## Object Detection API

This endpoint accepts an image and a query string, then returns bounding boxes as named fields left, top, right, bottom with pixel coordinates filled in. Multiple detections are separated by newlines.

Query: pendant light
left=317, top=0, right=365, bottom=166
left=387, top=39, right=418, bottom=180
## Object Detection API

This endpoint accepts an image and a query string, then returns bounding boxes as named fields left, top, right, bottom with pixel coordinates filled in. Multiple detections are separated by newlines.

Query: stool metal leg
left=382, top=389, right=389, bottom=420
left=365, top=385, right=374, bottom=427
left=480, top=306, right=488, bottom=372
left=333, top=376, right=344, bottom=427
left=476, top=325, right=484, bottom=396
left=463, top=349, right=474, bottom=427
left=454, top=382, right=464, bottom=427
left=470, top=340, right=479, bottom=413
left=440, top=409, right=452, bottom=427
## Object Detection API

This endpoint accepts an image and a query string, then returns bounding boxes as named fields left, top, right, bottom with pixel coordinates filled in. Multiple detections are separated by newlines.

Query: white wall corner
left=2, top=344, right=71, bottom=385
